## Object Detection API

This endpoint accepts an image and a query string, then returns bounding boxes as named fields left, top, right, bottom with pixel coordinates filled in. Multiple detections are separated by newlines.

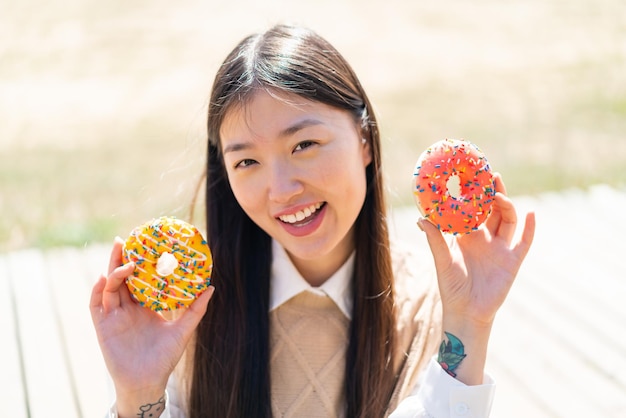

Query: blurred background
left=2, top=0, right=625, bottom=251
left=2, top=2, right=626, bottom=417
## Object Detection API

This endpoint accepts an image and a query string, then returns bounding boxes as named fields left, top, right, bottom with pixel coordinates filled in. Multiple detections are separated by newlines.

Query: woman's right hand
left=89, top=237, right=214, bottom=417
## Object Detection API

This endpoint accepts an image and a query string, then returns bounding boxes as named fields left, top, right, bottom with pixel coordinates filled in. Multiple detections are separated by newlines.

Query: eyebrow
left=222, top=118, right=324, bottom=154
left=279, top=118, right=323, bottom=137
left=222, top=142, right=251, bottom=154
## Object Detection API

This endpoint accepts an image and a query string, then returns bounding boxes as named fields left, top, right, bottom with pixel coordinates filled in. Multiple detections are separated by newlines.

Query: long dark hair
left=190, top=24, right=396, bottom=417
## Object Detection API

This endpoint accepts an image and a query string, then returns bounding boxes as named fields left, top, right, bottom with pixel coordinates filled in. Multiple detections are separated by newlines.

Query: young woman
left=91, top=24, right=535, bottom=418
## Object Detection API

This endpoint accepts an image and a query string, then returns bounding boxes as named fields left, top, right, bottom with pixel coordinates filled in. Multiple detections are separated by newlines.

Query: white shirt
left=270, top=239, right=354, bottom=318
left=108, top=240, right=495, bottom=418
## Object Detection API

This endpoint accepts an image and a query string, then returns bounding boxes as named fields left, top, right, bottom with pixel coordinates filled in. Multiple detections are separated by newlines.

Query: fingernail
left=416, top=218, right=425, bottom=232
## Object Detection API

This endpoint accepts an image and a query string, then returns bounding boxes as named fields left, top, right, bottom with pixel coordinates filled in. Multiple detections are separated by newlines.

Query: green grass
left=1, top=129, right=206, bottom=251
left=2, top=0, right=625, bottom=251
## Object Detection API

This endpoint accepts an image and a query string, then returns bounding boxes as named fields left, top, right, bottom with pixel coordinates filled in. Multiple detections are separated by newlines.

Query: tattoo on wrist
left=137, top=395, right=165, bottom=418
left=438, top=332, right=467, bottom=377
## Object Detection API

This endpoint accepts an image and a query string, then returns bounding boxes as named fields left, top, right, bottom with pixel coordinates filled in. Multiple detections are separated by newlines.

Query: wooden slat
left=489, top=261, right=625, bottom=416
left=506, top=290, right=625, bottom=412
left=0, top=254, right=29, bottom=417
left=6, top=249, right=79, bottom=418
left=45, top=247, right=115, bottom=417
left=518, top=264, right=626, bottom=385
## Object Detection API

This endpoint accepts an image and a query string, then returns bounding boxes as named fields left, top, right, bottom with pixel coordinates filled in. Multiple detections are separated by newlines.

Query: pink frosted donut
left=412, top=138, right=496, bottom=235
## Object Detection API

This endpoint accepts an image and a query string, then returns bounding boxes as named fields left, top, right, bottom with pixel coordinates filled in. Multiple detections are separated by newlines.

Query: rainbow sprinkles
left=412, top=138, right=496, bottom=235
left=122, top=217, right=213, bottom=311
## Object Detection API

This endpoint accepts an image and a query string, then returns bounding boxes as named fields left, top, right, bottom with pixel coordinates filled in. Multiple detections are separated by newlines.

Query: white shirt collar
left=270, top=239, right=354, bottom=319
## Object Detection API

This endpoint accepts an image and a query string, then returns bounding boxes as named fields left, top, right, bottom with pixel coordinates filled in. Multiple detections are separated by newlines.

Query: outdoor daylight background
left=2, top=0, right=625, bottom=251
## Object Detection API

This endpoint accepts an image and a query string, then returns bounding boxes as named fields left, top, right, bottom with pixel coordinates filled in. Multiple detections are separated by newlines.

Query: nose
left=267, top=160, right=304, bottom=203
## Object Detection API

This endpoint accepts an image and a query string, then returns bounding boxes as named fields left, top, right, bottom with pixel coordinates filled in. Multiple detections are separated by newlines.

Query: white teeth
left=279, top=203, right=323, bottom=224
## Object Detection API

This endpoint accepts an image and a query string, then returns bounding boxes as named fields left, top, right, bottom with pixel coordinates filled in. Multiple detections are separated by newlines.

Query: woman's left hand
left=420, top=173, right=536, bottom=326
left=418, top=173, right=535, bottom=384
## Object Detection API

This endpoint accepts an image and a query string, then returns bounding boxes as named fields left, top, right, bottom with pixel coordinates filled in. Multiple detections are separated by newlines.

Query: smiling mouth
left=278, top=202, right=325, bottom=224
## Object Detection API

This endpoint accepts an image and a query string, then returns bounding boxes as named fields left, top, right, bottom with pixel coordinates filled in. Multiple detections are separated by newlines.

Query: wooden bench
left=0, top=244, right=113, bottom=417
left=1, top=185, right=624, bottom=417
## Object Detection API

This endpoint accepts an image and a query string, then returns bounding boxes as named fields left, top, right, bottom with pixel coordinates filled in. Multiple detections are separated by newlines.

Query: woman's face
left=220, top=90, right=371, bottom=285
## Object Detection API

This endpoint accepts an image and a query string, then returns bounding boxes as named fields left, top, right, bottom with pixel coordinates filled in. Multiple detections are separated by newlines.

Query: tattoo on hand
left=137, top=395, right=165, bottom=418
left=438, top=332, right=467, bottom=378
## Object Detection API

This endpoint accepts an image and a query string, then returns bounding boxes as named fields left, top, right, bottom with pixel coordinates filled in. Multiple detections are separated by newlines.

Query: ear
left=361, top=137, right=373, bottom=167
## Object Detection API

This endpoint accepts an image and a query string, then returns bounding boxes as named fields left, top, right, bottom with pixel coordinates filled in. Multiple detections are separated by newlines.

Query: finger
left=89, top=274, right=107, bottom=316
left=484, top=199, right=502, bottom=236
left=493, top=172, right=508, bottom=195
left=117, top=273, right=135, bottom=307
left=493, top=193, right=518, bottom=243
left=108, top=237, right=125, bottom=275
left=484, top=173, right=505, bottom=236
left=512, top=211, right=536, bottom=261
left=176, top=286, right=215, bottom=335
left=102, top=262, right=135, bottom=312
left=417, top=218, right=452, bottom=273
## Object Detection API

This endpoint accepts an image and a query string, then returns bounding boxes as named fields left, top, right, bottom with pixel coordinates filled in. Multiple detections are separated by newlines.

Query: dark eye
left=234, top=158, right=257, bottom=169
left=294, top=141, right=315, bottom=152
